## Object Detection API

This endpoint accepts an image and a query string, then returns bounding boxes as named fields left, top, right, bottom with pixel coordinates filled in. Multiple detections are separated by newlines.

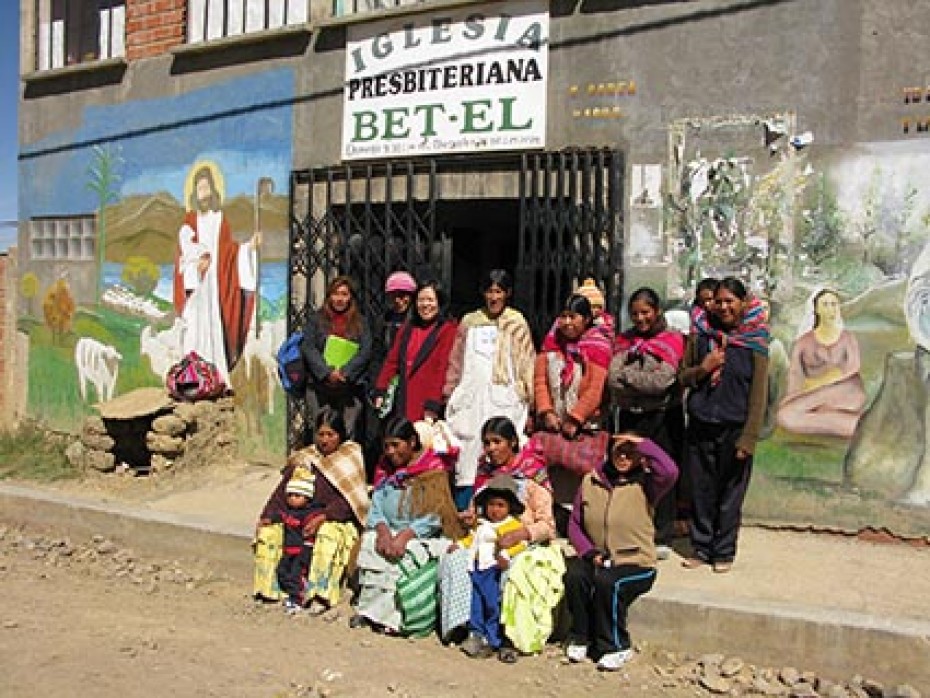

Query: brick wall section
left=125, top=0, right=187, bottom=61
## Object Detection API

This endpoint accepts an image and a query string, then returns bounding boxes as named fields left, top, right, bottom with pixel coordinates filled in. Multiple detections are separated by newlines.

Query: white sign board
left=342, top=1, right=549, bottom=161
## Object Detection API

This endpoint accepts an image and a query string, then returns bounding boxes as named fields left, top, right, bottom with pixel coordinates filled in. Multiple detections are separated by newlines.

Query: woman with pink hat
left=382, top=270, right=418, bottom=350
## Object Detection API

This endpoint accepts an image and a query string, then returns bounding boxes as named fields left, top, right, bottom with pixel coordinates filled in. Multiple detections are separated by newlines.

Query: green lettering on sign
left=461, top=99, right=494, bottom=133
left=353, top=111, right=379, bottom=141
left=499, top=97, right=533, bottom=131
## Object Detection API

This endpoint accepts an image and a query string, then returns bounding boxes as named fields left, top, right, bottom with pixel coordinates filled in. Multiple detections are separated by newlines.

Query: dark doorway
left=437, top=199, right=520, bottom=319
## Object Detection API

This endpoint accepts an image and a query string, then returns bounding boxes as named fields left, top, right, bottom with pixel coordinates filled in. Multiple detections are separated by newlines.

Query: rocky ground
left=0, top=522, right=922, bottom=698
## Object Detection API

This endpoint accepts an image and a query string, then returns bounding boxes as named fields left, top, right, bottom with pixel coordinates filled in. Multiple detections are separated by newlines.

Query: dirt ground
left=0, top=521, right=696, bottom=698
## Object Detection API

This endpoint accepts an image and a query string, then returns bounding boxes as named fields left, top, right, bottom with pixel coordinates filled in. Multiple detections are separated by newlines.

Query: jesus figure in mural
left=173, top=161, right=262, bottom=386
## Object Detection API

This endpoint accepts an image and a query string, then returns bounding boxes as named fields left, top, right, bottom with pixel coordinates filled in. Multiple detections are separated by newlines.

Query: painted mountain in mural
left=103, top=192, right=289, bottom=264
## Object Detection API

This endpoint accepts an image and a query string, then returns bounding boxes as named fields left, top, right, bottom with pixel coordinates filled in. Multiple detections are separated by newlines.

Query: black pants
left=276, top=547, right=311, bottom=603
left=613, top=407, right=685, bottom=545
left=563, top=557, right=656, bottom=658
left=685, top=420, right=752, bottom=563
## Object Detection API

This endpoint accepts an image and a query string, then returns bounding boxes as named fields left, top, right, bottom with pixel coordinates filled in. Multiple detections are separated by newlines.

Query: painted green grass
left=746, top=470, right=930, bottom=537
left=755, top=431, right=850, bottom=483
left=21, top=307, right=162, bottom=430
left=0, top=422, right=77, bottom=482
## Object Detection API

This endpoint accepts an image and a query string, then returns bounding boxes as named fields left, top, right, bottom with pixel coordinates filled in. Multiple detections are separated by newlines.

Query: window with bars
left=187, top=0, right=309, bottom=43
left=332, top=0, right=427, bottom=18
left=30, top=217, right=97, bottom=261
left=35, top=0, right=125, bottom=71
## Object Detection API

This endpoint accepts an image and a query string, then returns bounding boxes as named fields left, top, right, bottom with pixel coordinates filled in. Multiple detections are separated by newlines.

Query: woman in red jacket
left=374, top=279, right=458, bottom=423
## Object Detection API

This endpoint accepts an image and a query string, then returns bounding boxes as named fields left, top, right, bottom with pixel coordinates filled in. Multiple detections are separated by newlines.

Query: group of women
left=253, top=269, right=774, bottom=669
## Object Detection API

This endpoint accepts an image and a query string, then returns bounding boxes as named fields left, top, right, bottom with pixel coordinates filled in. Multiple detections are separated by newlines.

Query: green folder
left=323, top=335, right=359, bottom=369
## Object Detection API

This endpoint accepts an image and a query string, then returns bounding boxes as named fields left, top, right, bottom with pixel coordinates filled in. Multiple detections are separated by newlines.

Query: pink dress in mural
left=777, top=329, right=867, bottom=439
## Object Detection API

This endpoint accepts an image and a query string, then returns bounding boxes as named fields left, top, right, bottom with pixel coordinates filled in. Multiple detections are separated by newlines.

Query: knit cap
left=286, top=476, right=315, bottom=499
left=576, top=278, right=605, bottom=309
left=385, top=271, right=417, bottom=294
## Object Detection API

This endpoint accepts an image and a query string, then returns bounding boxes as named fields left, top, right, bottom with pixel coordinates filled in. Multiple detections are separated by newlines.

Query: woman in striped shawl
left=678, top=277, right=769, bottom=573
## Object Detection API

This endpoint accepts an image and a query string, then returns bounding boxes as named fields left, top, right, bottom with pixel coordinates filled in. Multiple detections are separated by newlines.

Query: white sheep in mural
left=140, top=318, right=185, bottom=383
left=75, top=337, right=122, bottom=403
left=240, top=317, right=286, bottom=415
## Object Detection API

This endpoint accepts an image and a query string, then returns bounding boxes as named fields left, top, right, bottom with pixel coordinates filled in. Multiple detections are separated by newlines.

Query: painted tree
left=20, top=272, right=39, bottom=317
left=86, top=144, right=123, bottom=305
left=42, top=278, right=76, bottom=345
left=798, top=174, right=843, bottom=268
left=121, top=255, right=160, bottom=296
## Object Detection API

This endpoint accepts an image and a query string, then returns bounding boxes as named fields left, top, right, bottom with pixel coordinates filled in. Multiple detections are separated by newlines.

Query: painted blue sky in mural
left=19, top=68, right=294, bottom=220
left=0, top=0, right=19, bottom=250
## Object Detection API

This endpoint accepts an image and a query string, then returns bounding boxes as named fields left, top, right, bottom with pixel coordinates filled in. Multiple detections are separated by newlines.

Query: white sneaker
left=283, top=599, right=301, bottom=615
left=656, top=545, right=672, bottom=561
left=596, top=648, right=633, bottom=671
left=565, top=643, right=588, bottom=663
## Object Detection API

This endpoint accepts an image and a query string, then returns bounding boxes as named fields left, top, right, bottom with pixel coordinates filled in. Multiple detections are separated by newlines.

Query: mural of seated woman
left=777, top=288, right=867, bottom=439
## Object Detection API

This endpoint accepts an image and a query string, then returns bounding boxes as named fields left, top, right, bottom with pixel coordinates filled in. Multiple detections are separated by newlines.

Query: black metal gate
left=287, top=149, right=624, bottom=449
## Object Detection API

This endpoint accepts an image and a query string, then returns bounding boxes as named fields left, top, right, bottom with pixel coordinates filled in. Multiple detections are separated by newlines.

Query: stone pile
left=647, top=651, right=922, bottom=698
left=0, top=524, right=221, bottom=594
left=65, top=387, right=237, bottom=475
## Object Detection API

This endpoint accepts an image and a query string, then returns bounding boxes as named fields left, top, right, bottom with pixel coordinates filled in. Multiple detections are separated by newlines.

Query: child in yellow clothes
left=451, top=474, right=526, bottom=662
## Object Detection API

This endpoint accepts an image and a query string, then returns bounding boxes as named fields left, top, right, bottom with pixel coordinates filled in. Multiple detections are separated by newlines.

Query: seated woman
left=564, top=433, right=678, bottom=671
left=777, top=288, right=867, bottom=438
left=253, top=408, right=369, bottom=612
left=438, top=417, right=558, bottom=655
left=353, top=416, right=463, bottom=636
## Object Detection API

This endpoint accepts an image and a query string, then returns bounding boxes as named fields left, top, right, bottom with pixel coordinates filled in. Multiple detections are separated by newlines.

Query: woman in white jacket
left=443, top=270, right=536, bottom=509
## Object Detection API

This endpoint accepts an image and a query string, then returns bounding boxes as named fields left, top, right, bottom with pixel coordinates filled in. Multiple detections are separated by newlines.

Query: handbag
left=166, top=351, right=226, bottom=401
left=531, top=429, right=609, bottom=475
left=396, top=555, right=439, bottom=638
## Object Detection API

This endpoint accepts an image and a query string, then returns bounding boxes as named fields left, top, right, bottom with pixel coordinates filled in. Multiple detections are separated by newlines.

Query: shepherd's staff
left=253, top=177, right=274, bottom=338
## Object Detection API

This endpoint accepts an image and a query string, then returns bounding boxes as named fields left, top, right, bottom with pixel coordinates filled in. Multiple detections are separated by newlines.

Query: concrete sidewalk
left=1, top=472, right=929, bottom=688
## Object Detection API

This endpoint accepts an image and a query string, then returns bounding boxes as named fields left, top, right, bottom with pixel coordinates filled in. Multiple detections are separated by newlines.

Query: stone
left=752, top=679, right=785, bottom=697
left=86, top=450, right=116, bottom=472
left=150, top=454, right=174, bottom=473
left=146, top=432, right=185, bottom=456
left=889, top=685, right=922, bottom=698
left=721, top=657, right=745, bottom=678
left=174, top=402, right=198, bottom=424
left=152, top=414, right=188, bottom=436
left=700, top=653, right=725, bottom=667
left=95, top=540, right=118, bottom=555
left=847, top=686, right=869, bottom=698
left=699, top=673, right=732, bottom=694
left=860, top=680, right=884, bottom=698
left=824, top=686, right=849, bottom=698
left=215, top=432, right=234, bottom=447
left=64, top=440, right=86, bottom=468
left=780, top=668, right=802, bottom=687
left=83, top=416, right=108, bottom=435
left=790, top=683, right=819, bottom=698
left=81, top=432, right=115, bottom=452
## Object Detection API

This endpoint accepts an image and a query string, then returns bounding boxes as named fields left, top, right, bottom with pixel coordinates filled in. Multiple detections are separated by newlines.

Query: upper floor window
left=187, top=0, right=309, bottom=43
left=333, top=0, right=428, bottom=18
left=30, top=216, right=97, bottom=261
left=36, top=0, right=125, bottom=71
